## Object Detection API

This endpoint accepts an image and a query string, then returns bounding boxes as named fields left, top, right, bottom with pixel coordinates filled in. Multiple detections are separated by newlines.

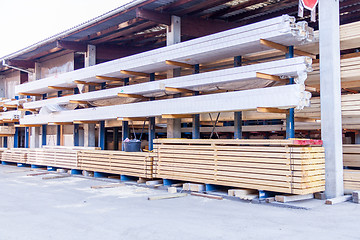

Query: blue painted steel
left=17, top=163, right=30, bottom=167
left=14, top=128, right=19, bottom=148
left=99, top=121, right=105, bottom=150
left=47, top=166, right=57, bottom=171
left=25, top=127, right=29, bottom=148
left=94, top=172, right=109, bottom=178
left=163, top=179, right=178, bottom=186
left=15, top=96, right=19, bottom=100
left=122, top=121, right=129, bottom=151
left=113, top=127, right=119, bottom=150
left=57, top=91, right=62, bottom=97
left=286, top=46, right=295, bottom=139
left=71, top=169, right=82, bottom=175
left=42, top=125, right=47, bottom=146
left=56, top=125, right=61, bottom=146
left=148, top=117, right=155, bottom=151
left=2, top=161, right=12, bottom=165
left=205, top=184, right=219, bottom=192
left=74, top=124, right=80, bottom=146
left=121, top=175, right=136, bottom=181
left=31, top=164, right=45, bottom=169
left=74, top=87, right=79, bottom=94
left=258, top=190, right=277, bottom=199
left=42, top=94, right=47, bottom=100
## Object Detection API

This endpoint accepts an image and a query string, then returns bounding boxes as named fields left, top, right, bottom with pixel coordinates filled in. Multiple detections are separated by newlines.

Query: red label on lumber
left=301, top=0, right=318, bottom=10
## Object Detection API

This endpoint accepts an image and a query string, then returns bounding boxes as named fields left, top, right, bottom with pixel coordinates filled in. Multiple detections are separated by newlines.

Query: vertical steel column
left=192, top=64, right=200, bottom=139
left=234, top=56, right=243, bottom=139
left=286, top=46, right=295, bottom=139
left=13, top=127, right=19, bottom=148
left=56, top=91, right=62, bottom=146
left=122, top=78, right=130, bottom=151
left=74, top=124, right=79, bottom=146
left=149, top=73, right=156, bottom=151
left=113, top=127, right=119, bottom=150
left=25, top=127, right=29, bottom=148
left=99, top=121, right=106, bottom=150
left=42, top=125, right=47, bottom=146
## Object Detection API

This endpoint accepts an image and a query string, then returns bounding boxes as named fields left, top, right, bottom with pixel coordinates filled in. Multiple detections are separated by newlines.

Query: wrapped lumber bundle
left=153, top=139, right=325, bottom=195
left=344, top=170, right=360, bottom=190
left=78, top=150, right=154, bottom=178
left=27, top=148, right=79, bottom=169
left=2, top=148, right=28, bottom=163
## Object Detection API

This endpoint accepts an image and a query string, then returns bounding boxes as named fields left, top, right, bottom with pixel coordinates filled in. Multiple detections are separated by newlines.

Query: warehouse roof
left=1, top=0, right=359, bottom=72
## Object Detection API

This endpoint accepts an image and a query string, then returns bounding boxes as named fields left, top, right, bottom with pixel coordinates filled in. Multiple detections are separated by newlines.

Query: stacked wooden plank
left=2, top=148, right=28, bottom=163
left=78, top=150, right=154, bottom=178
left=0, top=148, right=7, bottom=162
left=153, top=139, right=325, bottom=195
left=27, top=148, right=79, bottom=169
left=343, top=145, right=360, bottom=191
left=344, top=170, right=360, bottom=190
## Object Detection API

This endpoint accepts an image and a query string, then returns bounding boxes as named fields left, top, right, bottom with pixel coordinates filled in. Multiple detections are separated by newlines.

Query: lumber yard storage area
left=0, top=0, right=360, bottom=239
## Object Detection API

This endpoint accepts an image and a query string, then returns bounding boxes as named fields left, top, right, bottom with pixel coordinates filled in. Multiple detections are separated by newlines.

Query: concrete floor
left=0, top=165, right=359, bottom=240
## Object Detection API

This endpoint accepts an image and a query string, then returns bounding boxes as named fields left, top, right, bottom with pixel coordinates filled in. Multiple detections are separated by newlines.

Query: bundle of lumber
left=153, top=139, right=325, bottom=195
left=2, top=148, right=28, bottom=163
left=343, top=145, right=360, bottom=167
left=27, top=148, right=79, bottom=169
left=0, top=126, right=16, bottom=136
left=344, top=169, right=360, bottom=191
left=0, top=148, right=7, bottom=161
left=78, top=150, right=154, bottom=178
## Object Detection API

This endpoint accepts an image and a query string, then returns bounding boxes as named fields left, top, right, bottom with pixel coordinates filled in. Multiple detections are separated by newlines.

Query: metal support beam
left=113, top=127, right=119, bottom=150
left=42, top=125, right=47, bottom=146
left=192, top=64, right=200, bottom=139
left=286, top=46, right=295, bottom=139
left=13, top=128, right=19, bottom=148
left=74, top=124, right=80, bottom=146
left=149, top=73, right=156, bottom=151
left=25, top=127, right=29, bottom=148
left=319, top=0, right=344, bottom=198
left=99, top=121, right=106, bottom=150
left=234, top=56, right=243, bottom=139
left=56, top=125, right=61, bottom=146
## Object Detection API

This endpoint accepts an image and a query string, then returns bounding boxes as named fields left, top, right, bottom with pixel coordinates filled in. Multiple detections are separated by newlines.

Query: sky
left=0, top=0, right=133, bottom=58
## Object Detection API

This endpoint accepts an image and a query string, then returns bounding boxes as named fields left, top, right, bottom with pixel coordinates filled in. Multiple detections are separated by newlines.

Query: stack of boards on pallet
left=78, top=151, right=154, bottom=178
left=26, top=146, right=100, bottom=169
left=153, top=139, right=325, bottom=195
left=343, top=145, right=360, bottom=190
left=0, top=148, right=8, bottom=162
left=2, top=148, right=28, bottom=163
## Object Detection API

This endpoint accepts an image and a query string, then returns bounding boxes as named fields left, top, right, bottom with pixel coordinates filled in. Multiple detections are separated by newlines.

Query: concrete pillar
left=83, top=44, right=97, bottom=147
left=166, top=15, right=182, bottom=138
left=319, top=0, right=344, bottom=198
left=84, top=124, right=96, bottom=147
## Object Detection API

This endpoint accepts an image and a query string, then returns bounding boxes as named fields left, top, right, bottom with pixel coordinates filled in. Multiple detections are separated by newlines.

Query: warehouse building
left=0, top=0, right=358, bottom=199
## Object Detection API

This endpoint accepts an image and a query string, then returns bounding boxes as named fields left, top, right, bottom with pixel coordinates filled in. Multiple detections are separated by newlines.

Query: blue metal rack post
left=286, top=46, right=295, bottom=139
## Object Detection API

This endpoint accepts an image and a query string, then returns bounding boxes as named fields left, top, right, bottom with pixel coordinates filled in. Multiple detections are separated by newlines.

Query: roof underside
left=1, top=0, right=359, bottom=69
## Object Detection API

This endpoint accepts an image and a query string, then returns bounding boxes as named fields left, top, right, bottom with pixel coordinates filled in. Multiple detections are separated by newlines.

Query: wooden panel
left=153, top=139, right=325, bottom=195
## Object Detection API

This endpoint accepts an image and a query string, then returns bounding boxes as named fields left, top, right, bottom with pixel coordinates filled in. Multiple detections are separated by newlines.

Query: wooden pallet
left=153, top=139, right=325, bottom=195
left=78, top=150, right=154, bottom=178
left=344, top=169, right=360, bottom=190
